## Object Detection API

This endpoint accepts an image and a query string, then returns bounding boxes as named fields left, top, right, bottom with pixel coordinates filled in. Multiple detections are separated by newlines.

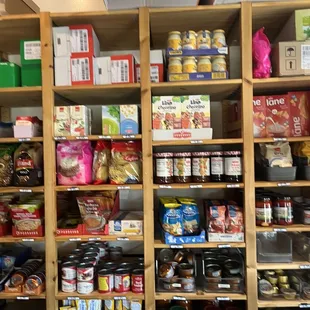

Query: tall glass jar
left=167, top=31, right=182, bottom=50
left=173, top=152, right=192, bottom=183
left=256, top=197, right=273, bottom=227
left=154, top=152, right=173, bottom=184
left=224, top=151, right=242, bottom=183
left=210, top=152, right=224, bottom=182
left=273, top=196, right=294, bottom=225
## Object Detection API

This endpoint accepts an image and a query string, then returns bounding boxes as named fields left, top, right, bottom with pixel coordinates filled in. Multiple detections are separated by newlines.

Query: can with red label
left=114, top=269, right=130, bottom=293
left=98, top=269, right=114, bottom=293
left=77, top=263, right=94, bottom=281
left=132, top=269, right=144, bottom=293
left=62, top=278, right=77, bottom=292
left=77, top=279, right=94, bottom=294
left=62, top=262, right=77, bottom=280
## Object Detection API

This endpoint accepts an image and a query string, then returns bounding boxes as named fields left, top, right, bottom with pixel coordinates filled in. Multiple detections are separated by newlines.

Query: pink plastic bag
left=57, top=141, right=93, bottom=185
left=253, top=27, right=271, bottom=78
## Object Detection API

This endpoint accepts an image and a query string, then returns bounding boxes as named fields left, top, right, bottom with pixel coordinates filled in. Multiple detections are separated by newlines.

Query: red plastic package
left=253, top=27, right=271, bottom=78
left=225, top=205, right=244, bottom=233
left=208, top=205, right=226, bottom=233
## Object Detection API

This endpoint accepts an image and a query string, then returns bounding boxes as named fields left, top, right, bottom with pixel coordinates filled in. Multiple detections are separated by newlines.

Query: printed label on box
left=24, top=41, right=41, bottom=60
left=71, top=58, right=90, bottom=81
left=112, top=60, right=129, bottom=83
left=71, top=29, right=89, bottom=53
left=301, top=45, right=310, bottom=69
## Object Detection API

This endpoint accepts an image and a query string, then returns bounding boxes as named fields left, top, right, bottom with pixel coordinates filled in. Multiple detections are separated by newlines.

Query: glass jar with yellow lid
left=167, top=31, right=182, bottom=50
left=198, top=56, right=212, bottom=72
left=168, top=57, right=182, bottom=74
left=197, top=30, right=211, bottom=49
left=212, top=56, right=227, bottom=72
left=212, top=29, right=227, bottom=48
left=182, top=31, right=197, bottom=50
left=183, top=57, right=197, bottom=73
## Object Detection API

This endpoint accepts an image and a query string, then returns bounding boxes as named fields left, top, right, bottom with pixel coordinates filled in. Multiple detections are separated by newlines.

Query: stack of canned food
left=61, top=242, right=144, bottom=295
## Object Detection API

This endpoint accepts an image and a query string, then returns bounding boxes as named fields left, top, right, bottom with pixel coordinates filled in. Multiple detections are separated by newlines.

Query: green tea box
left=21, top=65, right=42, bottom=86
left=0, top=62, right=21, bottom=87
left=20, top=40, right=41, bottom=65
left=102, top=105, right=120, bottom=135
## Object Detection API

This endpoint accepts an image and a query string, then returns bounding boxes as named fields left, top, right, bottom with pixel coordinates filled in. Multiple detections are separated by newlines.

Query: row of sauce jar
left=154, top=151, right=242, bottom=184
left=168, top=30, right=227, bottom=50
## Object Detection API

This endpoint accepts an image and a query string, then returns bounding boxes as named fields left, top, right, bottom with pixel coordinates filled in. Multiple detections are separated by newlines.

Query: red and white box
left=69, top=25, right=100, bottom=57
left=71, top=55, right=95, bottom=86
left=111, top=54, right=136, bottom=84
left=253, top=96, right=266, bottom=138
left=14, top=116, right=43, bottom=138
left=288, top=91, right=310, bottom=137
left=266, top=95, right=290, bottom=138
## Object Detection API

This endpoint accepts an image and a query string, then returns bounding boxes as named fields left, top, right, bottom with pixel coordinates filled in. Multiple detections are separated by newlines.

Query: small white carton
left=54, top=106, right=70, bottom=137
left=120, top=105, right=139, bottom=135
left=53, top=27, right=71, bottom=57
left=108, top=211, right=143, bottom=235
left=54, top=57, right=71, bottom=86
left=70, top=105, right=90, bottom=136
left=94, top=57, right=111, bottom=85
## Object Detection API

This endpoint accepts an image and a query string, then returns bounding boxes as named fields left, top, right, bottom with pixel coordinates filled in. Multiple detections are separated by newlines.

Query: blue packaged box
left=120, top=105, right=139, bottom=135
left=161, top=228, right=206, bottom=245
left=168, top=71, right=228, bottom=82
left=167, top=47, right=228, bottom=57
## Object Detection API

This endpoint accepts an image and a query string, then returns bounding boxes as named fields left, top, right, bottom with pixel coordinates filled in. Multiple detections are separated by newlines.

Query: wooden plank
left=255, top=181, right=310, bottom=188
left=152, top=138, right=243, bottom=146
left=40, top=12, right=58, bottom=310
left=0, top=292, right=46, bottom=299
left=257, top=261, right=310, bottom=270
left=155, top=292, right=247, bottom=300
left=0, top=137, right=43, bottom=143
left=255, top=136, right=310, bottom=143
left=258, top=299, right=310, bottom=308
left=56, top=235, right=144, bottom=242
left=153, top=183, right=244, bottom=190
left=139, top=7, right=155, bottom=310
left=54, top=134, right=142, bottom=141
left=0, top=186, right=44, bottom=193
left=0, top=87, right=42, bottom=107
left=56, top=291, right=144, bottom=300
left=0, top=236, right=44, bottom=243
left=240, top=3, right=257, bottom=310
left=257, top=224, right=310, bottom=232
left=154, top=240, right=246, bottom=248
left=55, top=184, right=143, bottom=191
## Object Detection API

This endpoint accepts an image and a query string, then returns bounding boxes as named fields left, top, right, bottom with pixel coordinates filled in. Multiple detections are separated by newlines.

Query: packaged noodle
left=109, top=141, right=142, bottom=184
left=92, top=141, right=111, bottom=184
left=131, top=300, right=142, bottom=310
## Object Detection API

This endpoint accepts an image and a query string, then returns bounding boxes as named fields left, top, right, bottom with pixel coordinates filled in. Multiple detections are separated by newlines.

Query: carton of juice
left=181, top=95, right=210, bottom=129
left=152, top=96, right=181, bottom=130
left=70, top=105, right=90, bottom=136
left=288, top=91, right=310, bottom=137
left=266, top=95, right=290, bottom=137
left=253, top=96, right=266, bottom=138
left=102, top=105, right=120, bottom=135
left=120, top=105, right=139, bottom=135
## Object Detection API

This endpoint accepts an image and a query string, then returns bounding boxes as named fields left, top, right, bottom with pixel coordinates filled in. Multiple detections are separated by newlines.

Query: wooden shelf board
left=155, top=292, right=247, bottom=300
left=55, top=184, right=142, bottom=192
left=257, top=261, right=310, bottom=270
left=0, top=292, right=46, bottom=299
left=0, top=236, right=44, bottom=243
left=255, top=136, right=310, bottom=143
left=151, top=80, right=242, bottom=101
left=153, top=183, right=244, bottom=189
left=56, top=291, right=144, bottom=300
left=53, top=84, right=140, bottom=105
left=258, top=299, right=310, bottom=308
left=0, top=137, right=43, bottom=143
left=255, top=181, right=310, bottom=188
left=55, top=135, right=142, bottom=141
left=0, top=186, right=44, bottom=193
left=154, top=240, right=245, bottom=248
left=0, top=87, right=42, bottom=107
left=256, top=225, right=310, bottom=232
left=56, top=235, right=143, bottom=242
left=153, top=138, right=243, bottom=146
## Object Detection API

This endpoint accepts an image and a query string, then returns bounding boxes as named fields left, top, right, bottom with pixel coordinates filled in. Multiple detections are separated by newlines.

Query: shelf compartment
left=54, top=135, right=142, bottom=141
left=153, top=138, right=243, bottom=146
left=154, top=240, right=245, bottom=249
left=0, top=87, right=42, bottom=107
left=258, top=300, right=310, bottom=308
left=256, top=225, right=310, bottom=232
left=255, top=137, right=310, bottom=143
left=55, top=235, right=143, bottom=242
left=155, top=292, right=247, bottom=300
left=0, top=292, right=46, bottom=300
left=0, top=186, right=44, bottom=193
left=56, top=291, right=144, bottom=300
left=153, top=183, right=244, bottom=189
left=55, top=184, right=142, bottom=191
left=0, top=236, right=44, bottom=243
left=151, top=80, right=242, bottom=101
left=255, top=181, right=310, bottom=188
left=0, top=137, right=43, bottom=143
left=53, top=84, right=140, bottom=105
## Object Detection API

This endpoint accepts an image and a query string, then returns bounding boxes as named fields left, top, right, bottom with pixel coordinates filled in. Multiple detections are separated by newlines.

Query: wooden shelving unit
left=1, top=1, right=310, bottom=309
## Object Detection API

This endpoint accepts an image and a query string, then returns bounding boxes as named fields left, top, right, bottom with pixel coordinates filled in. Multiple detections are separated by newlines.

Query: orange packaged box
left=288, top=91, right=310, bottom=137
left=266, top=95, right=290, bottom=137
left=253, top=96, right=266, bottom=138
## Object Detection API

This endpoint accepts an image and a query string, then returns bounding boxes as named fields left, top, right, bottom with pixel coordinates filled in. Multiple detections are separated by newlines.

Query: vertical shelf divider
left=241, top=3, right=257, bottom=310
left=40, top=12, right=58, bottom=310
left=139, top=7, right=156, bottom=310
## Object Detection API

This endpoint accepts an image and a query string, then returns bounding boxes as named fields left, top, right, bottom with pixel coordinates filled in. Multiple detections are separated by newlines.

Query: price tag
left=88, top=237, right=101, bottom=241
left=218, top=244, right=231, bottom=249
left=300, top=265, right=310, bottom=269
left=19, top=189, right=32, bottom=193
left=22, top=239, right=35, bottom=242
left=123, top=135, right=136, bottom=139
left=218, top=284, right=230, bottom=289
left=273, top=137, right=287, bottom=142
left=117, top=186, right=131, bottom=190
left=173, top=296, right=186, bottom=301
left=277, top=182, right=291, bottom=187
left=159, top=185, right=172, bottom=189
left=216, top=297, right=230, bottom=301
left=18, top=138, right=31, bottom=142
left=170, top=245, right=183, bottom=249
left=114, top=297, right=126, bottom=300
left=76, top=136, right=88, bottom=140
left=67, top=187, right=80, bottom=191
left=117, top=237, right=129, bottom=241
left=226, top=184, right=240, bottom=188
left=300, top=304, right=310, bottom=308
left=67, top=297, right=79, bottom=300
left=172, top=283, right=182, bottom=288
left=69, top=238, right=81, bottom=242
left=54, top=136, right=67, bottom=141
left=273, top=228, right=287, bottom=232
left=218, top=47, right=228, bottom=54
left=17, top=297, right=29, bottom=300
left=189, top=184, right=203, bottom=188
left=190, top=140, right=203, bottom=144
left=98, top=135, right=111, bottom=139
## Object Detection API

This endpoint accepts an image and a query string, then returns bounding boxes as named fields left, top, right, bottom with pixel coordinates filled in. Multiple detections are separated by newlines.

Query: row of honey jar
left=168, top=56, right=227, bottom=74
left=168, top=30, right=227, bottom=50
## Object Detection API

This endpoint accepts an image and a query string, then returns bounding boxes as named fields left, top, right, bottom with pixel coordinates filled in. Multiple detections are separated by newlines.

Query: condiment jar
left=167, top=31, right=182, bottom=50
left=256, top=197, right=273, bottom=227
left=224, top=151, right=242, bottom=183
left=212, top=29, right=226, bottom=48
left=210, top=152, right=224, bottom=182
left=154, top=152, right=174, bottom=184
left=197, top=30, right=211, bottom=49
left=173, top=152, right=192, bottom=183
left=212, top=55, right=227, bottom=72
left=198, top=56, right=212, bottom=73
left=183, top=57, right=197, bottom=73
left=192, top=152, right=211, bottom=183
left=168, top=57, right=182, bottom=74
left=273, top=196, right=294, bottom=225
left=182, top=31, right=197, bottom=50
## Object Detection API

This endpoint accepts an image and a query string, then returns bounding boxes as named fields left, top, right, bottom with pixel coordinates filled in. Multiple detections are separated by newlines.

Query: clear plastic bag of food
left=92, top=141, right=111, bottom=185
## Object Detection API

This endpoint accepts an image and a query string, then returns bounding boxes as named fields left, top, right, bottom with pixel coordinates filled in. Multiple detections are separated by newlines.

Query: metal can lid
left=77, top=262, right=94, bottom=269
left=115, top=268, right=130, bottom=275
left=132, top=269, right=144, bottom=275
left=192, top=152, right=211, bottom=157
left=62, top=261, right=77, bottom=268
left=211, top=151, right=223, bottom=156
left=98, top=268, right=113, bottom=276
left=174, top=152, right=192, bottom=157
left=154, top=152, right=174, bottom=158
left=224, top=151, right=241, bottom=156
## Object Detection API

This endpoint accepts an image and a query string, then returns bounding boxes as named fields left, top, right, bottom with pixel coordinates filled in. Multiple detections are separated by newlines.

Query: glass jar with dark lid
left=192, top=152, right=211, bottom=183
left=224, top=151, right=242, bottom=183
left=173, top=152, right=192, bottom=183
left=154, top=152, right=174, bottom=184
left=210, top=151, right=224, bottom=182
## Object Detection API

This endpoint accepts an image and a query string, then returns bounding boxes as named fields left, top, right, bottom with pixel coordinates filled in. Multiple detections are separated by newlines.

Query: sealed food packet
left=0, top=144, right=16, bottom=186
left=260, top=142, right=293, bottom=167
left=92, top=140, right=111, bottom=184
left=206, top=200, right=226, bottom=233
left=177, top=197, right=200, bottom=235
left=226, top=204, right=244, bottom=233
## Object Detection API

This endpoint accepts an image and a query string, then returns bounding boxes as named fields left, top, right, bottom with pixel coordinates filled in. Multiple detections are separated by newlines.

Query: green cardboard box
left=0, top=62, right=21, bottom=87
left=21, top=65, right=42, bottom=86
left=20, top=40, right=41, bottom=66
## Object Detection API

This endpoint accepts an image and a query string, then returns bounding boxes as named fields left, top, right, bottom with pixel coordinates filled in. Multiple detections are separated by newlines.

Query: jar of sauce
left=273, top=196, right=293, bottom=225
left=173, top=152, right=192, bottom=183
left=167, top=31, right=182, bottom=50
left=198, top=56, right=212, bottom=72
left=212, top=55, right=227, bottom=72
left=210, top=152, right=224, bottom=182
left=183, top=57, right=197, bottom=73
left=256, top=197, right=273, bottom=227
left=168, top=57, right=182, bottom=74
left=224, top=151, right=242, bottom=183
left=197, top=30, right=211, bottom=49
left=192, top=152, right=211, bottom=183
left=154, top=152, right=174, bottom=184
left=182, top=30, right=197, bottom=49
left=212, top=29, right=226, bottom=48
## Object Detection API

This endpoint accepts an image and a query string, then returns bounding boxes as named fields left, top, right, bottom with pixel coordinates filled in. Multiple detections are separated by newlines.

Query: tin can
left=77, top=279, right=94, bottom=294
left=98, top=269, right=114, bottom=293
left=103, top=262, right=119, bottom=271
left=94, top=242, right=107, bottom=258
left=115, top=269, right=131, bottom=293
left=84, top=252, right=99, bottom=262
left=79, top=243, right=92, bottom=251
left=67, top=254, right=80, bottom=261
left=62, top=262, right=77, bottom=280
left=77, top=263, right=94, bottom=281
left=81, top=257, right=97, bottom=266
left=62, top=278, right=77, bottom=293
left=71, top=249, right=83, bottom=256
left=119, top=262, right=133, bottom=271
left=132, top=269, right=144, bottom=293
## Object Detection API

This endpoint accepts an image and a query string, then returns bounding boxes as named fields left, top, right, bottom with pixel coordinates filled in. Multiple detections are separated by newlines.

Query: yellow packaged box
left=108, top=211, right=143, bottom=235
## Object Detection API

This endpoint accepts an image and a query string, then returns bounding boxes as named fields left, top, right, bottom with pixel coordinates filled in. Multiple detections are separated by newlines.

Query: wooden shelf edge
left=0, top=186, right=44, bottom=193
left=257, top=261, right=310, bottom=270
left=255, top=181, right=310, bottom=188
left=55, top=292, right=144, bottom=300
left=256, top=225, right=310, bottom=232
left=55, top=184, right=143, bottom=191
left=154, top=240, right=245, bottom=248
left=0, top=293, right=46, bottom=299
left=0, top=237, right=44, bottom=243
left=155, top=292, right=247, bottom=300
left=153, top=183, right=244, bottom=189
left=55, top=235, right=143, bottom=242
left=151, top=79, right=242, bottom=88
left=50, top=10, right=139, bottom=18
left=53, top=84, right=140, bottom=92
left=54, top=135, right=142, bottom=141
left=0, top=14, right=39, bottom=21
left=258, top=299, right=310, bottom=308
left=0, top=137, right=43, bottom=143
left=0, top=86, right=42, bottom=93
left=152, top=138, right=243, bottom=146
left=254, top=137, right=310, bottom=143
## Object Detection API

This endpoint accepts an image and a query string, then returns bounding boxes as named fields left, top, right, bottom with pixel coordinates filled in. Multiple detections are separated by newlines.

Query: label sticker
left=300, top=304, right=310, bottom=308
left=218, top=47, right=228, bottom=54
left=216, top=297, right=230, bottom=301
left=273, top=137, right=287, bottom=142
left=71, top=29, right=89, bottom=53
left=123, top=135, right=136, bottom=139
left=277, top=182, right=291, bottom=187
left=226, top=184, right=240, bottom=188
left=76, top=136, right=88, bottom=140
left=114, top=297, right=126, bottom=300
left=88, top=237, right=101, bottom=241
left=67, top=297, right=80, bottom=300
left=67, top=187, right=80, bottom=191
left=117, top=186, right=131, bottom=190
left=218, top=284, right=230, bottom=289
left=22, top=239, right=35, bottom=242
left=71, top=58, right=90, bottom=82
left=170, top=245, right=183, bottom=249
left=19, top=189, right=32, bottom=193
left=159, top=185, right=172, bottom=189
left=190, top=140, right=203, bottom=144
left=111, top=59, right=129, bottom=83
left=300, top=265, right=310, bottom=269
left=172, top=283, right=182, bottom=288
left=273, top=228, right=287, bottom=232
left=173, top=296, right=186, bottom=301
left=24, top=41, right=41, bottom=60
left=301, top=45, right=310, bottom=70
left=117, top=237, right=129, bottom=241
left=69, top=238, right=82, bottom=242
left=18, top=138, right=31, bottom=142
left=98, top=135, right=112, bottom=139
left=218, top=244, right=231, bottom=249
left=189, top=184, right=203, bottom=188
left=55, top=136, right=67, bottom=141
left=17, top=296, right=29, bottom=300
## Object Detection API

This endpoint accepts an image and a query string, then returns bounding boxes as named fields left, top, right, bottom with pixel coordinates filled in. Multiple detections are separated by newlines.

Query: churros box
left=253, top=96, right=266, bottom=138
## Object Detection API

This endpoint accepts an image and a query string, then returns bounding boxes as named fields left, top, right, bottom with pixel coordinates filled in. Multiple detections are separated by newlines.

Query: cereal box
left=120, top=105, right=139, bottom=135
left=152, top=96, right=181, bottom=130
left=54, top=106, right=70, bottom=136
left=102, top=106, right=120, bottom=135
left=70, top=105, right=91, bottom=136
left=266, top=95, right=290, bottom=137
left=288, top=91, right=310, bottom=137
left=253, top=96, right=266, bottom=138
left=181, top=95, right=211, bottom=129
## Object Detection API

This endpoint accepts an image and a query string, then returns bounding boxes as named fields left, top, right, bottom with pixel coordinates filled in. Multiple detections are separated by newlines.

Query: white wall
left=33, top=0, right=106, bottom=12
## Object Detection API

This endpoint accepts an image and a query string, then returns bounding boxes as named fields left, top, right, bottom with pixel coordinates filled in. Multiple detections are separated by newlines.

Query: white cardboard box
left=152, top=128, right=213, bottom=141
left=53, top=27, right=71, bottom=57
left=108, top=211, right=143, bottom=235
left=54, top=57, right=71, bottom=86
left=208, top=233, right=244, bottom=242
left=94, top=57, right=111, bottom=85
